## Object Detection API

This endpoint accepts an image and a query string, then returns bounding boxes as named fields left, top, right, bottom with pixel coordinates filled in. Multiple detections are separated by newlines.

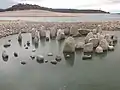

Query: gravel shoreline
left=0, top=20, right=120, bottom=38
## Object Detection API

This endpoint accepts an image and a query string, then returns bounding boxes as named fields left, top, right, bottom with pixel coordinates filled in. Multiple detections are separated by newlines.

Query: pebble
left=14, top=52, right=18, bottom=57
left=32, top=49, right=36, bottom=52
left=36, top=55, right=44, bottom=63
left=21, top=61, right=26, bottom=65
left=45, top=60, right=48, bottom=63
left=50, top=60, right=57, bottom=65
left=55, top=55, right=62, bottom=62
left=66, top=54, right=70, bottom=58
left=82, top=55, right=92, bottom=60
left=4, top=43, right=11, bottom=48
left=47, top=53, right=53, bottom=56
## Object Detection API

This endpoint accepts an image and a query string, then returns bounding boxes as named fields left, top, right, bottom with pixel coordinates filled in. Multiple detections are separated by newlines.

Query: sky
left=0, top=0, right=120, bottom=12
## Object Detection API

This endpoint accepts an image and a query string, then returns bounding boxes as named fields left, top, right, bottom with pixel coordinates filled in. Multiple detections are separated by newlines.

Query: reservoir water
left=0, top=14, right=120, bottom=22
left=0, top=31, right=120, bottom=90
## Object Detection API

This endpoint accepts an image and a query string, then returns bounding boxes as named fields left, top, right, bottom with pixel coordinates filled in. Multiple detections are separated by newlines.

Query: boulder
left=50, top=27, right=57, bottom=39
left=57, top=29, right=65, bottom=40
left=50, top=60, right=57, bottom=65
left=78, top=29, right=90, bottom=35
left=55, top=55, right=62, bottom=62
left=82, top=55, right=92, bottom=60
left=88, top=38, right=99, bottom=48
left=2, top=51, right=9, bottom=62
left=34, top=36, right=39, bottom=44
left=32, top=49, right=36, bottom=52
left=48, top=53, right=53, bottom=56
left=95, top=46, right=103, bottom=53
left=105, top=34, right=113, bottom=45
left=97, top=33, right=105, bottom=41
left=14, top=52, right=18, bottom=57
left=70, top=26, right=79, bottom=36
left=85, top=32, right=94, bottom=43
left=39, top=26, right=46, bottom=38
left=108, top=46, right=114, bottom=51
left=64, top=28, right=70, bottom=35
left=92, top=29, right=97, bottom=34
left=21, top=61, right=26, bottom=65
left=83, top=43, right=93, bottom=53
left=63, top=36, right=75, bottom=53
left=31, top=28, right=36, bottom=39
left=97, top=25, right=102, bottom=33
left=99, top=39, right=109, bottom=51
left=75, top=42, right=84, bottom=50
left=36, top=55, right=44, bottom=63
left=45, top=60, right=48, bottom=63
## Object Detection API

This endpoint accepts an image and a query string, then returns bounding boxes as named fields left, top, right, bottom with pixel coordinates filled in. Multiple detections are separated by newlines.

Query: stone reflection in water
left=40, top=39, right=46, bottom=47
left=95, top=51, right=108, bottom=59
left=18, top=40, right=22, bottom=47
left=63, top=52, right=75, bottom=66
left=57, top=40, right=64, bottom=54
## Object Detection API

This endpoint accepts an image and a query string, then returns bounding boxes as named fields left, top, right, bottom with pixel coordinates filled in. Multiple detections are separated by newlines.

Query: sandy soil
left=0, top=10, right=83, bottom=17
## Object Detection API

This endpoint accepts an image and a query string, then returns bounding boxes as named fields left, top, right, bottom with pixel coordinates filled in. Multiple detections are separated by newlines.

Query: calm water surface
left=0, top=31, right=120, bottom=90
left=0, top=14, right=120, bottom=22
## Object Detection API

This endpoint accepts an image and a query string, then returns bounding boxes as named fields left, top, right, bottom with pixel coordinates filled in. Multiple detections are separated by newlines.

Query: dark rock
left=82, top=55, right=92, bottom=60
left=32, top=49, right=36, bottom=52
left=2, top=51, right=9, bottom=62
left=45, top=60, right=48, bottom=63
left=4, top=43, right=11, bottom=48
left=25, top=47, right=28, bottom=49
left=14, top=52, right=18, bottom=57
left=8, top=40, right=11, bottom=42
left=55, top=55, right=62, bottom=62
left=50, top=60, right=57, bottom=65
left=46, top=37, right=49, bottom=41
left=21, top=61, right=26, bottom=65
left=36, top=55, right=44, bottom=63
left=30, top=55, right=35, bottom=60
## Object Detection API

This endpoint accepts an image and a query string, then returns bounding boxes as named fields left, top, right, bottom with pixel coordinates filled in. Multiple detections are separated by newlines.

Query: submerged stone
left=51, top=60, right=57, bottom=65
left=36, top=55, right=44, bottom=63
left=27, top=41, right=30, bottom=46
left=82, top=55, right=92, bottom=60
left=55, top=55, right=62, bottom=62
left=14, top=52, right=18, bottom=57
left=2, top=51, right=9, bottom=62
left=48, top=53, right=53, bottom=56
left=21, top=61, right=26, bottom=65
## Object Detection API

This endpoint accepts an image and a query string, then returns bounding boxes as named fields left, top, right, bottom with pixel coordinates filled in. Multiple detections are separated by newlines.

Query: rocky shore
left=0, top=20, right=120, bottom=38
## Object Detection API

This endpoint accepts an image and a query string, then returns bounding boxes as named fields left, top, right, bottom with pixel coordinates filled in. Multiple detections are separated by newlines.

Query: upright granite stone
left=88, top=38, right=99, bottom=48
left=75, top=42, right=84, bottom=50
left=63, top=36, right=75, bottom=53
left=95, top=46, right=103, bottom=53
left=99, top=39, right=109, bottom=51
left=85, top=32, right=94, bottom=43
left=50, top=27, right=57, bottom=39
left=39, top=26, right=46, bottom=38
left=57, top=29, right=65, bottom=40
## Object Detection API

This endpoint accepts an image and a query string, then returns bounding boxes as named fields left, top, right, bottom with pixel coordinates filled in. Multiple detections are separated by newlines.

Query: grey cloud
left=0, top=0, right=17, bottom=9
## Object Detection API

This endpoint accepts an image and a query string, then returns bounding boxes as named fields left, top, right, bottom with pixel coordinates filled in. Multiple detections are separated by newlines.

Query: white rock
left=75, top=42, right=84, bottom=49
left=99, top=39, right=109, bottom=51
left=108, top=46, right=114, bottom=51
left=85, top=32, right=94, bottom=43
left=95, top=46, right=103, bottom=53
left=88, top=38, right=99, bottom=48
left=83, top=43, right=93, bottom=53
left=50, top=27, right=57, bottom=38
left=57, top=29, right=65, bottom=40
left=63, top=36, right=75, bottom=53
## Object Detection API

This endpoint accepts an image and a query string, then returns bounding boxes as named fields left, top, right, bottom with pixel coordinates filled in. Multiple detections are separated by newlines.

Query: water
left=0, top=14, right=120, bottom=22
left=0, top=31, right=120, bottom=90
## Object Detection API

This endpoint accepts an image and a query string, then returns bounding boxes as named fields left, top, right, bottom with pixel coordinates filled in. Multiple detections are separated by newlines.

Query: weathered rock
left=97, top=25, right=102, bottom=33
left=92, top=29, right=97, bottom=34
left=83, top=43, right=93, bottom=53
left=50, top=27, right=57, bottom=39
left=108, top=46, right=114, bottom=51
left=99, top=39, right=109, bottom=51
left=14, top=52, right=18, bottom=57
left=32, top=49, right=36, bottom=52
left=95, top=46, right=103, bottom=53
left=45, top=60, right=48, bottom=63
left=31, top=28, right=36, bottom=39
left=88, top=38, right=99, bottom=48
left=55, top=55, right=62, bottom=62
left=50, top=60, right=57, bottom=65
left=36, top=55, right=44, bottom=63
left=78, top=29, right=90, bottom=35
left=2, top=51, right=9, bottom=62
left=105, top=34, right=113, bottom=45
left=30, top=53, right=35, bottom=60
left=18, top=32, right=22, bottom=42
left=64, top=28, right=70, bottom=35
left=85, top=32, right=94, bottom=43
left=39, top=26, right=46, bottom=38
left=63, top=36, right=75, bottom=53
left=48, top=53, right=53, bottom=56
left=75, top=42, right=84, bottom=50
left=97, top=33, right=105, bottom=41
left=82, top=55, right=92, bottom=60
left=4, top=43, right=11, bottom=48
left=57, top=29, right=65, bottom=40
left=70, top=26, right=79, bottom=36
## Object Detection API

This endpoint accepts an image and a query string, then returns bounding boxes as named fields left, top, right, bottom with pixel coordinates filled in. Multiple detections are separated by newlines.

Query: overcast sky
left=0, top=0, right=120, bottom=12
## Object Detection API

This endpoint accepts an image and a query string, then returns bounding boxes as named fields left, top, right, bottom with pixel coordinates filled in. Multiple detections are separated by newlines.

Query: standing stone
left=85, top=32, right=94, bottom=43
left=34, top=36, right=39, bottom=44
left=99, top=39, right=109, bottom=51
left=50, top=27, right=57, bottom=39
left=83, top=43, right=93, bottom=53
left=63, top=36, right=75, bottom=53
left=31, top=28, right=36, bottom=39
left=36, top=55, right=44, bottom=63
left=39, top=26, right=46, bottom=38
left=64, top=28, right=70, bottom=35
left=57, top=29, right=65, bottom=40
left=70, top=26, right=80, bottom=37
left=95, top=46, right=103, bottom=53
left=88, top=38, right=99, bottom=48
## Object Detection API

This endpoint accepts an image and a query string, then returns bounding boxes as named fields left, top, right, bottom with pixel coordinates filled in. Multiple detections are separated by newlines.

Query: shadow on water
left=18, top=40, right=22, bottom=47
left=63, top=52, right=75, bottom=67
left=94, top=51, right=108, bottom=59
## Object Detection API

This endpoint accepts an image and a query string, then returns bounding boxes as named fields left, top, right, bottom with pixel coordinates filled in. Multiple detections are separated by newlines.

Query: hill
left=4, top=3, right=109, bottom=14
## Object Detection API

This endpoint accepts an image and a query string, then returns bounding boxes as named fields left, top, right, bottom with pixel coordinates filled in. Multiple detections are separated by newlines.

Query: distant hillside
left=0, top=9, right=5, bottom=12
left=4, top=4, right=109, bottom=14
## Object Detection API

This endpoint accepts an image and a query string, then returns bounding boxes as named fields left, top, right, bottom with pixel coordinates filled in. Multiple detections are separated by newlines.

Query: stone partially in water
left=55, top=55, right=62, bottom=62
left=2, top=51, right=9, bottom=62
left=88, top=38, right=99, bottom=48
left=63, top=36, right=75, bottom=53
left=85, top=32, right=94, bottom=43
left=82, top=55, right=92, bottom=60
left=108, top=46, right=114, bottom=51
left=46, top=30, right=50, bottom=41
left=83, top=43, right=93, bottom=53
left=14, top=52, right=18, bottom=57
left=36, top=55, right=44, bottom=63
left=4, top=43, right=11, bottom=48
left=99, top=39, right=109, bottom=51
left=45, top=60, right=48, bottom=63
left=56, top=29, right=65, bottom=41
left=8, top=40, right=11, bottom=42
left=32, top=49, right=36, bottom=52
left=50, top=60, right=57, bottom=65
left=27, top=41, right=30, bottom=46
left=95, top=46, right=103, bottom=54
left=21, top=61, right=26, bottom=65
left=30, top=53, right=35, bottom=60
left=25, top=47, right=28, bottom=49
left=47, top=53, right=53, bottom=56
